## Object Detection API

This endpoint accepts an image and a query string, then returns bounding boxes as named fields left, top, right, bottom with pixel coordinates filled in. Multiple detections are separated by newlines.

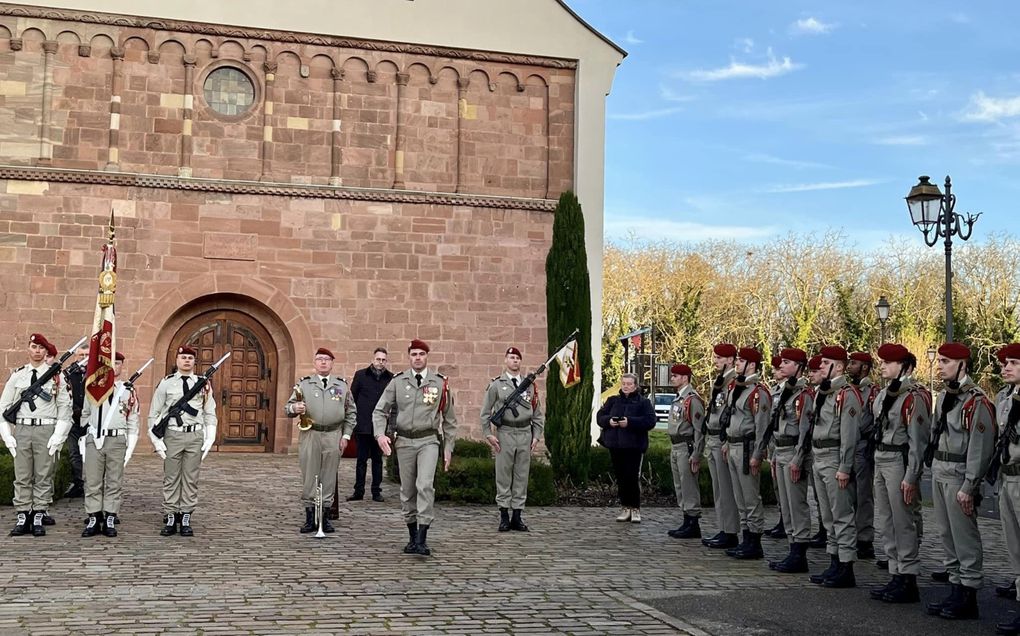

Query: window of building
left=203, top=67, right=255, bottom=117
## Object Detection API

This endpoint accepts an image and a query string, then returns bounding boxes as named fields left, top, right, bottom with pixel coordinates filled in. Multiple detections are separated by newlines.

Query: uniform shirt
left=0, top=362, right=71, bottom=423
left=853, top=376, right=880, bottom=438
left=479, top=371, right=545, bottom=439
left=284, top=374, right=357, bottom=436
left=705, top=367, right=737, bottom=435
left=812, top=375, right=863, bottom=474
left=148, top=371, right=217, bottom=430
left=759, top=377, right=814, bottom=468
left=667, top=384, right=706, bottom=456
left=723, top=373, right=772, bottom=451
left=872, top=377, right=931, bottom=485
left=372, top=368, right=458, bottom=446
left=932, top=376, right=996, bottom=495
left=996, top=385, right=1020, bottom=467
left=81, top=380, right=140, bottom=436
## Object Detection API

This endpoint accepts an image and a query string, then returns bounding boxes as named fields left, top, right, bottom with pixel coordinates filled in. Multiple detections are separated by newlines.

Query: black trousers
left=610, top=448, right=644, bottom=509
left=353, top=433, right=383, bottom=496
left=67, top=426, right=84, bottom=483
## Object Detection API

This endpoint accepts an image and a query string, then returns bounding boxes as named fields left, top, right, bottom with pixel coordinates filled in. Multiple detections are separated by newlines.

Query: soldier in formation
left=665, top=363, right=705, bottom=539
left=702, top=343, right=741, bottom=550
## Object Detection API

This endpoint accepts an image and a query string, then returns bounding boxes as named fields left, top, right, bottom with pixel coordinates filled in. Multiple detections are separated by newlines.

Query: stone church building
left=0, top=0, right=623, bottom=452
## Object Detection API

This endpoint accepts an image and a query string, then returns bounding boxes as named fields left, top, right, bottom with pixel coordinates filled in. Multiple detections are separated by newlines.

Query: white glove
left=123, top=433, right=138, bottom=467
left=201, top=426, right=216, bottom=460
left=148, top=428, right=168, bottom=460
left=47, top=420, right=72, bottom=456
left=0, top=421, right=16, bottom=458
left=77, top=435, right=86, bottom=459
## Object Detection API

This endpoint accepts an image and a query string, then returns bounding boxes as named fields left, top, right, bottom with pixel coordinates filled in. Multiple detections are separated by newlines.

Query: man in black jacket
left=62, top=344, right=90, bottom=499
left=348, top=348, right=393, bottom=502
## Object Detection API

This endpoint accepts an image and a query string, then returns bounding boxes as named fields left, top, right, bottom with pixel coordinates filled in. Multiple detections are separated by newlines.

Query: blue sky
left=574, top=1, right=1020, bottom=248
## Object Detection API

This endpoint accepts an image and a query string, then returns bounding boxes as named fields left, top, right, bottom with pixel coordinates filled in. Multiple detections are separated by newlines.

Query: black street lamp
left=874, top=295, right=891, bottom=344
left=905, top=175, right=981, bottom=341
left=926, top=346, right=938, bottom=403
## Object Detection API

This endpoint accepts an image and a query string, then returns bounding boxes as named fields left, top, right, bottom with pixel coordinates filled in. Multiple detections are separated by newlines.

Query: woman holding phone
left=597, top=373, right=657, bottom=522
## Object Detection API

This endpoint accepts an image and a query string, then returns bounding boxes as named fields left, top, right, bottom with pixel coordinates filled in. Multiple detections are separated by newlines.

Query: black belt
left=706, top=428, right=720, bottom=435
left=98, top=430, right=123, bottom=438
left=877, top=443, right=908, bottom=453
left=934, top=450, right=966, bottom=463
left=727, top=434, right=755, bottom=443
left=812, top=439, right=841, bottom=449
left=168, top=425, right=202, bottom=433
left=397, top=428, right=439, bottom=440
left=1003, top=464, right=1020, bottom=477
left=309, top=425, right=340, bottom=433
left=775, top=435, right=799, bottom=448
left=500, top=421, right=531, bottom=429
left=16, top=418, right=55, bottom=426
left=670, top=433, right=694, bottom=444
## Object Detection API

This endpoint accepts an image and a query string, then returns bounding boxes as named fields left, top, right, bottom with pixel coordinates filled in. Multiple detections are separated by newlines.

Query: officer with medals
left=665, top=363, right=706, bottom=539
left=284, top=347, right=357, bottom=533
left=480, top=346, right=544, bottom=532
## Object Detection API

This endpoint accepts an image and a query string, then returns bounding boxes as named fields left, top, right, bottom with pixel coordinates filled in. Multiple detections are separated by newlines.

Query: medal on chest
left=422, top=385, right=439, bottom=405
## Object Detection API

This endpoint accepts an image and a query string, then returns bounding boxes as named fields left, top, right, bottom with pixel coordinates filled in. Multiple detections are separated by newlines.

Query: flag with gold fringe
left=85, top=211, right=117, bottom=406
left=555, top=335, right=581, bottom=388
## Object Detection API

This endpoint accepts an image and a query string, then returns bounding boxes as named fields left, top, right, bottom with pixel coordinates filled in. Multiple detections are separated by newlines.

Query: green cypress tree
left=545, top=191, right=594, bottom=485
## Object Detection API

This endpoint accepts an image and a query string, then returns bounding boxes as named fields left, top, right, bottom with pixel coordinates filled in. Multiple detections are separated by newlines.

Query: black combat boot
left=64, top=479, right=85, bottom=498
left=41, top=512, right=55, bottom=526
left=808, top=526, right=827, bottom=549
left=940, top=584, right=978, bottom=620
left=103, top=513, right=118, bottom=537
left=402, top=522, right=418, bottom=554
left=726, top=530, right=752, bottom=557
left=870, top=575, right=902, bottom=600
left=300, top=507, right=315, bottom=533
left=856, top=540, right=875, bottom=559
left=733, top=532, right=764, bottom=560
left=883, top=574, right=919, bottom=603
left=706, top=532, right=739, bottom=549
left=926, top=584, right=960, bottom=616
left=160, top=513, right=178, bottom=536
left=510, top=509, right=529, bottom=532
left=774, top=543, right=809, bottom=573
left=322, top=514, right=335, bottom=533
left=31, top=511, right=46, bottom=537
left=499, top=508, right=511, bottom=532
left=997, top=613, right=1020, bottom=636
left=823, top=561, right=856, bottom=588
left=997, top=581, right=1018, bottom=599
left=764, top=518, right=786, bottom=539
left=810, top=555, right=839, bottom=584
left=9, top=511, right=30, bottom=537
left=676, top=516, right=701, bottom=539
left=414, top=524, right=431, bottom=556
left=701, top=530, right=725, bottom=547
left=82, top=513, right=99, bottom=538
left=668, top=515, right=691, bottom=538
left=179, top=511, right=194, bottom=537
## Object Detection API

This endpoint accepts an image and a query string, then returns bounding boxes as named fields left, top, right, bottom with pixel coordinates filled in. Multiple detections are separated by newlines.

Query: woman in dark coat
left=597, top=373, right=657, bottom=522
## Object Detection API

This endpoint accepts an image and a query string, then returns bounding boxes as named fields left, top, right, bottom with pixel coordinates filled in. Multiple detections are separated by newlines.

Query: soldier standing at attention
left=0, top=334, right=72, bottom=537
left=147, top=346, right=217, bottom=537
left=847, top=351, right=880, bottom=560
left=868, top=344, right=930, bottom=604
left=764, top=355, right=788, bottom=540
left=285, top=347, right=357, bottom=533
left=994, top=343, right=1020, bottom=636
left=925, top=342, right=996, bottom=621
left=702, top=343, right=741, bottom=550
left=80, top=352, right=140, bottom=538
left=480, top=346, right=544, bottom=532
left=665, top=363, right=706, bottom=539
left=374, top=339, right=458, bottom=556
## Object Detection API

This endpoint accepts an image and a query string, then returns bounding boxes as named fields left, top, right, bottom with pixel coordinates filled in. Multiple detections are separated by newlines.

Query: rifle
left=761, top=378, right=797, bottom=451
left=488, top=328, right=579, bottom=427
left=987, top=393, right=1020, bottom=485
left=803, top=364, right=836, bottom=452
left=94, top=358, right=154, bottom=445
left=718, top=375, right=747, bottom=444
left=3, top=336, right=88, bottom=424
left=923, top=363, right=963, bottom=468
left=150, top=352, right=231, bottom=439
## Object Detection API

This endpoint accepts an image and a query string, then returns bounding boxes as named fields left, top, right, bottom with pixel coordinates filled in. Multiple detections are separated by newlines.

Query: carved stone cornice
left=0, top=3, right=578, bottom=70
left=0, top=165, right=557, bottom=212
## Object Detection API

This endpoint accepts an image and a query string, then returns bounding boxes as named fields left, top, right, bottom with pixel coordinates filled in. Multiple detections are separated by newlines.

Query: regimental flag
left=555, top=335, right=581, bottom=388
left=85, top=211, right=118, bottom=406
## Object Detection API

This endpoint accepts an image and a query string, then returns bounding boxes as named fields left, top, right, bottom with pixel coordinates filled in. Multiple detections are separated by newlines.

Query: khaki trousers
left=396, top=435, right=440, bottom=526
left=162, top=428, right=203, bottom=514
left=726, top=443, right=764, bottom=533
left=12, top=423, right=55, bottom=510
left=813, top=449, right=858, bottom=562
left=774, top=447, right=812, bottom=542
left=84, top=435, right=127, bottom=514
left=934, top=476, right=984, bottom=589
left=299, top=428, right=340, bottom=508
left=495, top=426, right=532, bottom=510
left=854, top=440, right=875, bottom=543
left=706, top=437, right=739, bottom=534
left=874, top=454, right=920, bottom=575
left=999, top=474, right=1020, bottom=600
left=670, top=443, right=701, bottom=517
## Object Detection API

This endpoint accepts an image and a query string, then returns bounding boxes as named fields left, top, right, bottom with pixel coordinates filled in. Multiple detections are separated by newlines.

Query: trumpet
left=294, top=385, right=315, bottom=432
left=313, top=474, right=326, bottom=539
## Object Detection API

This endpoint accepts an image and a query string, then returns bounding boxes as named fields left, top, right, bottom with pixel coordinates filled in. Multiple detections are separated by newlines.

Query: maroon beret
left=713, top=343, right=737, bottom=358
left=738, top=347, right=762, bottom=364
left=115, top=351, right=125, bottom=362
left=770, top=356, right=782, bottom=370
left=314, top=347, right=334, bottom=359
left=938, top=342, right=970, bottom=360
left=177, top=345, right=198, bottom=357
left=849, top=352, right=873, bottom=365
left=670, top=363, right=692, bottom=376
left=807, top=355, right=823, bottom=371
left=819, top=345, right=848, bottom=362
left=505, top=346, right=522, bottom=358
left=780, top=348, right=808, bottom=364
left=29, top=333, right=57, bottom=357
left=408, top=339, right=430, bottom=353
left=997, top=343, right=1020, bottom=363
left=877, top=343, right=910, bottom=363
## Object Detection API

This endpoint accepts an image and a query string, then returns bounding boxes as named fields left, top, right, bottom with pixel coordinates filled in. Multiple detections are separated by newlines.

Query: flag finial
left=108, top=208, right=116, bottom=243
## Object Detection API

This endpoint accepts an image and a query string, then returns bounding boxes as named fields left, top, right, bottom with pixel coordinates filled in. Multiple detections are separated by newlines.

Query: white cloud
left=683, top=48, right=802, bottom=82
left=742, top=153, right=831, bottom=169
left=763, top=179, right=886, bottom=193
left=790, top=17, right=836, bottom=35
left=607, top=107, right=685, bottom=121
left=873, top=135, right=928, bottom=146
left=604, top=216, right=778, bottom=242
left=961, top=91, right=1020, bottom=123
left=622, top=30, right=643, bottom=45
left=658, top=84, right=696, bottom=103
left=735, top=37, right=754, bottom=54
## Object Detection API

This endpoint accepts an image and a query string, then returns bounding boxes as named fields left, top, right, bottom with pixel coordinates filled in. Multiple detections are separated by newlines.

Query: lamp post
left=905, top=175, right=981, bottom=341
left=926, top=346, right=938, bottom=408
left=874, top=295, right=891, bottom=345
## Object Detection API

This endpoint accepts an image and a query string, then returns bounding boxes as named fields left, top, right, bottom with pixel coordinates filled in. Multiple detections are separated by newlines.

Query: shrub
left=0, top=442, right=73, bottom=507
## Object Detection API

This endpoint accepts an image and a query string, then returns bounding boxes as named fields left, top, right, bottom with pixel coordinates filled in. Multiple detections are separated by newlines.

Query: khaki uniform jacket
left=854, top=377, right=880, bottom=438
left=81, top=380, right=140, bottom=435
left=284, top=375, right=357, bottom=436
left=872, top=377, right=931, bottom=485
left=373, top=369, right=458, bottom=446
left=706, top=368, right=737, bottom=437
left=723, top=373, right=772, bottom=458
left=931, top=378, right=996, bottom=495
left=479, top=372, right=545, bottom=439
left=759, top=378, right=814, bottom=468
left=0, top=362, right=71, bottom=423
left=148, top=372, right=218, bottom=430
left=812, top=376, right=863, bottom=474
left=667, top=384, right=706, bottom=456
left=996, top=386, right=1020, bottom=466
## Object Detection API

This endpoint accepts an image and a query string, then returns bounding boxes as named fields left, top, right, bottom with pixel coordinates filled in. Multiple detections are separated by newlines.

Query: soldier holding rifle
left=993, top=343, right=1020, bottom=636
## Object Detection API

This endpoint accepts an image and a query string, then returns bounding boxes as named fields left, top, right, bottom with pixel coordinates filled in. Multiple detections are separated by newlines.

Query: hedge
left=0, top=441, right=73, bottom=507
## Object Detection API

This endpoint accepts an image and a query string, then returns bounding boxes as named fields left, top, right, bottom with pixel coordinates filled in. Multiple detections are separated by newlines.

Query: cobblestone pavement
left=0, top=454, right=1016, bottom=635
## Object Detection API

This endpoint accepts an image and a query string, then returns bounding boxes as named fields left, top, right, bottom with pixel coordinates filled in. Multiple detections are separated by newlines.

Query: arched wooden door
left=168, top=310, right=277, bottom=452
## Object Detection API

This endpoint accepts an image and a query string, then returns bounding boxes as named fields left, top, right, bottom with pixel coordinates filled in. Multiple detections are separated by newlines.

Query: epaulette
left=164, top=373, right=175, bottom=379
left=436, top=372, right=447, bottom=379
left=300, top=375, right=311, bottom=381
left=15, top=365, right=26, bottom=372
left=491, top=376, right=501, bottom=382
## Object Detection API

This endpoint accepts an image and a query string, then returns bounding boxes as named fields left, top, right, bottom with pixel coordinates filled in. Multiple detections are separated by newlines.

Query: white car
left=653, top=392, right=674, bottom=428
